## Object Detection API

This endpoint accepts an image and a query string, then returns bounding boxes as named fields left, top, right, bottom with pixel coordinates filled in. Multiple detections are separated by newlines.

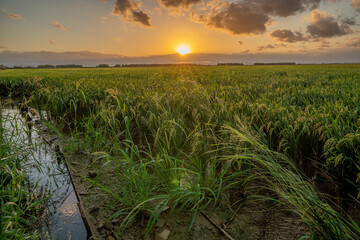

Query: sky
left=0, top=0, right=359, bottom=65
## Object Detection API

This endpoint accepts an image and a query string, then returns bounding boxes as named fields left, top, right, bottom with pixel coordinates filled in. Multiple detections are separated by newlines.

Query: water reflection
left=1, top=102, right=88, bottom=240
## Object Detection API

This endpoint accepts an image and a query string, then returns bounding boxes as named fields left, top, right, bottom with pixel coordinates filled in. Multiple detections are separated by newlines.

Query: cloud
left=166, top=0, right=320, bottom=15
left=132, top=10, right=151, bottom=26
left=113, top=37, right=122, bottom=42
left=7, top=13, right=23, bottom=20
left=347, top=37, right=360, bottom=47
left=0, top=45, right=6, bottom=49
left=49, top=40, right=57, bottom=45
left=271, top=13, right=355, bottom=44
left=255, top=0, right=321, bottom=17
left=258, top=44, right=275, bottom=51
left=341, top=17, right=357, bottom=26
left=257, top=43, right=287, bottom=51
left=238, top=41, right=243, bottom=45
left=100, top=16, right=107, bottom=24
left=159, top=0, right=202, bottom=8
left=191, top=0, right=323, bottom=36
left=193, top=2, right=270, bottom=35
left=270, top=29, right=308, bottom=42
left=112, top=0, right=151, bottom=27
left=352, top=0, right=360, bottom=11
left=306, top=10, right=352, bottom=38
left=52, top=20, right=70, bottom=30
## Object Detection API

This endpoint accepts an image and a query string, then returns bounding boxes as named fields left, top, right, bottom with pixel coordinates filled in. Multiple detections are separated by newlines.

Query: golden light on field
left=176, top=45, right=191, bottom=55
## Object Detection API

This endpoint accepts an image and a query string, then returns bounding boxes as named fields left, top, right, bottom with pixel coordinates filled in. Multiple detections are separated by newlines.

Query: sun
left=176, top=44, right=191, bottom=55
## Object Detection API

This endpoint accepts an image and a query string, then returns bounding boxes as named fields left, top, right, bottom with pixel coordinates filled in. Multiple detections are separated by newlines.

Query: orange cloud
left=7, top=13, right=23, bottom=20
left=352, top=0, right=360, bottom=11
left=100, top=16, right=108, bottom=24
left=52, top=20, right=70, bottom=31
left=113, top=37, right=122, bottom=42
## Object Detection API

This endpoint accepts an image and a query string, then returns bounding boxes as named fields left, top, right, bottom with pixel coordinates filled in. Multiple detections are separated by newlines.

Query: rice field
left=1, top=64, right=360, bottom=239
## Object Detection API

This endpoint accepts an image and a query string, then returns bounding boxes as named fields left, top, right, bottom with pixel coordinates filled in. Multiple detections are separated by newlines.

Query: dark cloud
left=352, top=0, right=360, bottom=12
left=258, top=44, right=275, bottom=51
left=169, top=0, right=320, bottom=16
left=307, top=10, right=352, bottom=38
left=191, top=0, right=324, bottom=36
left=341, top=17, right=357, bottom=26
left=159, top=0, right=201, bottom=8
left=0, top=45, right=6, bottom=49
left=7, top=13, right=23, bottom=20
left=131, top=10, right=151, bottom=26
left=113, top=0, right=151, bottom=27
left=257, top=43, right=287, bottom=51
left=255, top=0, right=321, bottom=17
left=193, top=2, right=270, bottom=35
left=270, top=29, right=308, bottom=42
left=238, top=41, right=244, bottom=45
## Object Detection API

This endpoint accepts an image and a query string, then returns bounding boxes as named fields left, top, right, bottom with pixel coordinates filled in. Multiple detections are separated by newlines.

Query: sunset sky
left=0, top=0, right=359, bottom=65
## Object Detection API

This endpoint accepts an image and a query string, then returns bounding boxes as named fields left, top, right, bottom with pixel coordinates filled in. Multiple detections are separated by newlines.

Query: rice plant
left=1, top=65, right=360, bottom=238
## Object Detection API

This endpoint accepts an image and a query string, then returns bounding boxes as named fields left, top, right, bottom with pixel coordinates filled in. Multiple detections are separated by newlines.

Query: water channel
left=1, top=100, right=89, bottom=240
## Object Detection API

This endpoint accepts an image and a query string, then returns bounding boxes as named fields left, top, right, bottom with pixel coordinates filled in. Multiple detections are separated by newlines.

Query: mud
left=65, top=153, right=310, bottom=240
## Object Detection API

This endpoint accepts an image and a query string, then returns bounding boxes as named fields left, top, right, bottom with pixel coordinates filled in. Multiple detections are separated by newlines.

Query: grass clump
left=223, top=123, right=360, bottom=239
left=0, top=107, right=40, bottom=239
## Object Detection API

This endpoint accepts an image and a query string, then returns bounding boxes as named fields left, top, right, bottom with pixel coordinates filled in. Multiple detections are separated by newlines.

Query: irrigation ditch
left=1, top=98, right=90, bottom=239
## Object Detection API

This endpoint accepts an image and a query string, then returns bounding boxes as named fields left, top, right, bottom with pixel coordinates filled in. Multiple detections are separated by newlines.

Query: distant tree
left=56, top=64, right=83, bottom=68
left=13, top=66, right=23, bottom=69
left=97, top=64, right=109, bottom=68
left=217, top=63, right=244, bottom=66
left=114, top=64, right=122, bottom=68
left=0, top=65, right=5, bottom=70
left=254, top=62, right=295, bottom=65
left=37, top=64, right=55, bottom=69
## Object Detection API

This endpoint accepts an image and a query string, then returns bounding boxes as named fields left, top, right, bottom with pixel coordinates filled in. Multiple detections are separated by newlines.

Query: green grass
left=1, top=65, right=360, bottom=239
left=0, top=106, right=41, bottom=239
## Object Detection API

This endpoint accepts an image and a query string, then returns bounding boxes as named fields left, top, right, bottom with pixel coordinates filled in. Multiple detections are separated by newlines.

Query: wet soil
left=65, top=153, right=310, bottom=240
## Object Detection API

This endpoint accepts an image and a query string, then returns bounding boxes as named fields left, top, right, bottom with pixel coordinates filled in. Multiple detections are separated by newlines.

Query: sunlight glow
left=176, top=45, right=191, bottom=55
